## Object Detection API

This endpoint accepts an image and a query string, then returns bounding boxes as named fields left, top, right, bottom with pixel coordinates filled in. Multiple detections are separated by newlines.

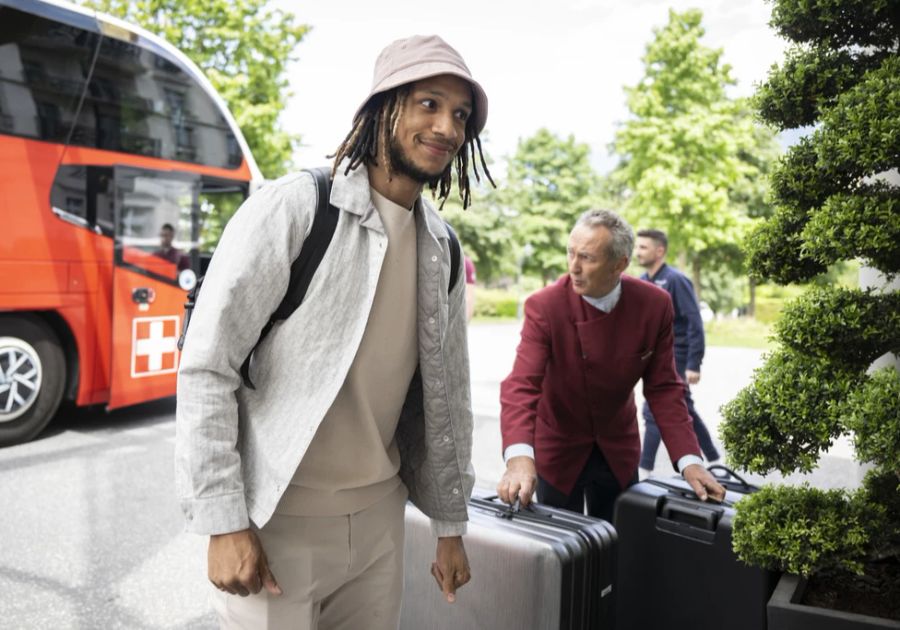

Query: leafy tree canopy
left=499, top=129, right=600, bottom=283
left=612, top=9, right=777, bottom=294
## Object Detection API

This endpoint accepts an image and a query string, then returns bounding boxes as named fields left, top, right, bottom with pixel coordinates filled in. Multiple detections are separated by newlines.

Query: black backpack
left=177, top=166, right=462, bottom=389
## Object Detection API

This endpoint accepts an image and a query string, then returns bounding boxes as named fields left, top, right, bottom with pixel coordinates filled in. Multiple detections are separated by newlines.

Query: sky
left=272, top=0, right=789, bottom=175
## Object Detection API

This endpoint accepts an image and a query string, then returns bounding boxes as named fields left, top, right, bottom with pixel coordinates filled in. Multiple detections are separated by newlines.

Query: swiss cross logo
left=131, top=316, right=180, bottom=378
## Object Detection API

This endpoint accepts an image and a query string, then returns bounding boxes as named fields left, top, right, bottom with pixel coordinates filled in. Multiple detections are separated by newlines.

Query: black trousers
left=537, top=445, right=637, bottom=522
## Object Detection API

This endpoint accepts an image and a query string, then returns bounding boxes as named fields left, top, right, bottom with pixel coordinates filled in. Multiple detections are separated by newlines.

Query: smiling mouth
left=419, top=139, right=455, bottom=155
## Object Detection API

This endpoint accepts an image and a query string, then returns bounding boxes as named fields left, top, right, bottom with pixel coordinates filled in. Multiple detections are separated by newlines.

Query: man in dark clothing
left=635, top=229, right=720, bottom=477
left=154, top=223, right=190, bottom=272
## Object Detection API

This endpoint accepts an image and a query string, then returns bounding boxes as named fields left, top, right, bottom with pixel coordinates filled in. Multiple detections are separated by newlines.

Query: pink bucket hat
left=353, top=34, right=488, bottom=134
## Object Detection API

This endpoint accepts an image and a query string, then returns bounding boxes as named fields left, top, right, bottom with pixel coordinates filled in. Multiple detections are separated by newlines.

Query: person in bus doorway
left=496, top=209, right=725, bottom=522
left=154, top=222, right=190, bottom=272
left=634, top=228, right=720, bottom=478
left=175, top=35, right=491, bottom=630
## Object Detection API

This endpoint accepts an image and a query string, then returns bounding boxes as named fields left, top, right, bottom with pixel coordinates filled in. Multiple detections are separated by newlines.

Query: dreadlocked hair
left=330, top=86, right=495, bottom=209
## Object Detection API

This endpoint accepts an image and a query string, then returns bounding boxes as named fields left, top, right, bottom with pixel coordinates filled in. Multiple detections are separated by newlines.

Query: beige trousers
left=211, top=484, right=408, bottom=630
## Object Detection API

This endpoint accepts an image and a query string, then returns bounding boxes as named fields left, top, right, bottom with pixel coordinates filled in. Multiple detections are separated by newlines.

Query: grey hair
left=574, top=208, right=635, bottom=262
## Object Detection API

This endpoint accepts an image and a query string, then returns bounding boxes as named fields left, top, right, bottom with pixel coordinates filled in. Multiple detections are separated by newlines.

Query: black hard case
left=401, top=494, right=618, bottom=630
left=613, top=472, right=778, bottom=630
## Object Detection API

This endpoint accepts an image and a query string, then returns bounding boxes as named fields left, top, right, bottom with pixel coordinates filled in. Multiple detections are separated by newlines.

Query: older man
left=497, top=209, right=724, bottom=521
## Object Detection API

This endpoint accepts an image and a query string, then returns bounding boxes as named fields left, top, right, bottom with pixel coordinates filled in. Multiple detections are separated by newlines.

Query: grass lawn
left=705, top=318, right=774, bottom=349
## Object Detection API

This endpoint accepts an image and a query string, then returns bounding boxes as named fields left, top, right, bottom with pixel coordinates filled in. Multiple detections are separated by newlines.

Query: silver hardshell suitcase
left=401, top=494, right=617, bottom=630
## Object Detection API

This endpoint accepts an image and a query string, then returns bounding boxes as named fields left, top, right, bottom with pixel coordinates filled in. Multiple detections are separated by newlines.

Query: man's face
left=567, top=225, right=628, bottom=298
left=159, top=227, right=174, bottom=248
left=635, top=236, right=665, bottom=268
left=389, top=74, right=472, bottom=184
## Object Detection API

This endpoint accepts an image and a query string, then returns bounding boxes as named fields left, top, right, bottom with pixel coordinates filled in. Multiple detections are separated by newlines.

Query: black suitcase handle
left=643, top=478, right=735, bottom=508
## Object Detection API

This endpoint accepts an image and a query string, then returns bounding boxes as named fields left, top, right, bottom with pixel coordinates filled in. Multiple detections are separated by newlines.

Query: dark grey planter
left=768, top=574, right=900, bottom=629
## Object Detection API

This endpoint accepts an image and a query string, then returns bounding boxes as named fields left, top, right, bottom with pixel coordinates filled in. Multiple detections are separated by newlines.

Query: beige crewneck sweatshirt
left=275, top=187, right=418, bottom=516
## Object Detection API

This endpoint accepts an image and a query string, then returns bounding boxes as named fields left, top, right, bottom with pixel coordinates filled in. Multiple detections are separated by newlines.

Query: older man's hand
left=497, top=456, right=538, bottom=508
left=682, top=464, right=726, bottom=503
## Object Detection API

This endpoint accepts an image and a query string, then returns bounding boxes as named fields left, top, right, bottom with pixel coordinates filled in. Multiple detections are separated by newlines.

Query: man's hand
left=430, top=536, right=471, bottom=603
left=682, top=464, right=726, bottom=503
left=497, top=456, right=538, bottom=508
left=208, top=529, right=282, bottom=597
left=685, top=369, right=701, bottom=385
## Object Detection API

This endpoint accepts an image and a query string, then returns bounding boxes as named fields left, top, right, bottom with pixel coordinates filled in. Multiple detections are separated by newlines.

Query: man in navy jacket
left=635, top=229, right=720, bottom=476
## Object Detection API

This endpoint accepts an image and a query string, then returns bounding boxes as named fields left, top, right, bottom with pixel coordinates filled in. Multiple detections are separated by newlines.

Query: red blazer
left=500, top=274, right=701, bottom=494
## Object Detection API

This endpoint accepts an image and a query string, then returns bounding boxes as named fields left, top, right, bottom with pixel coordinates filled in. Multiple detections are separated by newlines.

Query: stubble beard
left=389, top=137, right=448, bottom=187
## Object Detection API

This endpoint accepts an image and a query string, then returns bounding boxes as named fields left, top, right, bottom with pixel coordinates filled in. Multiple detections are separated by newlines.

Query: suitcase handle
left=644, top=478, right=734, bottom=508
left=707, top=464, right=758, bottom=492
left=472, top=496, right=554, bottom=520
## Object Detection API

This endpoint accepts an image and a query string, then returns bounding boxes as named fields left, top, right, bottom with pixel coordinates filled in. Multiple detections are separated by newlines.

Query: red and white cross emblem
left=131, top=316, right=180, bottom=378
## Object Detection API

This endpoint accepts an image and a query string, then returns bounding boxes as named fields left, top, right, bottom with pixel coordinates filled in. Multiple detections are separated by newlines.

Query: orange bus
left=0, top=0, right=263, bottom=445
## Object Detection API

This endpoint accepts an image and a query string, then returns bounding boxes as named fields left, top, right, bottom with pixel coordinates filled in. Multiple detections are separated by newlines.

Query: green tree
left=500, top=129, right=600, bottom=283
left=82, top=0, right=309, bottom=179
left=438, top=138, right=514, bottom=284
left=724, top=0, right=900, bottom=604
left=440, top=189, right=516, bottom=285
left=612, top=9, right=776, bottom=302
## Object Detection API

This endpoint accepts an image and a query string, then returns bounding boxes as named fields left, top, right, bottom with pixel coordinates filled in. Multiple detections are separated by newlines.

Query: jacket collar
left=329, top=161, right=450, bottom=242
left=563, top=274, right=634, bottom=323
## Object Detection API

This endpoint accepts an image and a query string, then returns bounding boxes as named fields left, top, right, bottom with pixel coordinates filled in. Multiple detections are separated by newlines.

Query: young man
left=497, top=210, right=725, bottom=521
left=634, top=229, right=720, bottom=476
left=175, top=35, right=491, bottom=630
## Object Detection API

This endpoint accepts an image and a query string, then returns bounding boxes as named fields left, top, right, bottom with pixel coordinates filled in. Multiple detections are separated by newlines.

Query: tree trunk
left=691, top=258, right=702, bottom=302
left=749, top=277, right=757, bottom=318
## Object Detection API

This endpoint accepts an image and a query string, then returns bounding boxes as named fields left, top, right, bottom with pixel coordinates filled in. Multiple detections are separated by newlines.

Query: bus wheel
left=0, top=316, right=66, bottom=447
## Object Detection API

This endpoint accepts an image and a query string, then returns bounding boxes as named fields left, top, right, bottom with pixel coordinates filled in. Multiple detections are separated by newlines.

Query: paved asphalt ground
left=0, top=322, right=869, bottom=629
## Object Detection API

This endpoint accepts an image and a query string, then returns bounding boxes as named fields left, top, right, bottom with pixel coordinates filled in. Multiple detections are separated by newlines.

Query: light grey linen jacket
left=174, top=164, right=475, bottom=537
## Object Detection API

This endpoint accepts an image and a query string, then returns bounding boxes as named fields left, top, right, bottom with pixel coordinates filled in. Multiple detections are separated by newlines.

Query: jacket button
left=442, top=435, right=450, bottom=442
left=429, top=317, right=435, bottom=324
left=452, top=488, right=460, bottom=495
left=431, top=255, right=438, bottom=262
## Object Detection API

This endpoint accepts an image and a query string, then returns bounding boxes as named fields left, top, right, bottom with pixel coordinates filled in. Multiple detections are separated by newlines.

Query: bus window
left=73, top=34, right=242, bottom=169
left=50, top=164, right=114, bottom=233
left=0, top=7, right=100, bottom=143
left=114, top=168, right=200, bottom=287
left=198, top=179, right=248, bottom=256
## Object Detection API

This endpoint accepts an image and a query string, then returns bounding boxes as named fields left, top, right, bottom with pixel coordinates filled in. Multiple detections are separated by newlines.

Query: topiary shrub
left=845, top=368, right=900, bottom=472
left=773, top=288, right=900, bottom=368
left=721, top=0, right=900, bottom=617
left=732, top=484, right=873, bottom=576
left=721, top=349, right=858, bottom=474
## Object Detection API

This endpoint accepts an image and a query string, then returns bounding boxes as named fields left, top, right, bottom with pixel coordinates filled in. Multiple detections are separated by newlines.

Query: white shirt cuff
left=677, top=454, right=704, bottom=473
left=431, top=519, right=467, bottom=538
left=503, top=443, right=535, bottom=462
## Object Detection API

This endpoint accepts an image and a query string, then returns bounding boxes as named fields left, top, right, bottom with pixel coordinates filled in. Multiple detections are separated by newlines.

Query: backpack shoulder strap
left=445, top=220, right=461, bottom=294
left=271, top=167, right=338, bottom=320
left=240, top=167, right=338, bottom=388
